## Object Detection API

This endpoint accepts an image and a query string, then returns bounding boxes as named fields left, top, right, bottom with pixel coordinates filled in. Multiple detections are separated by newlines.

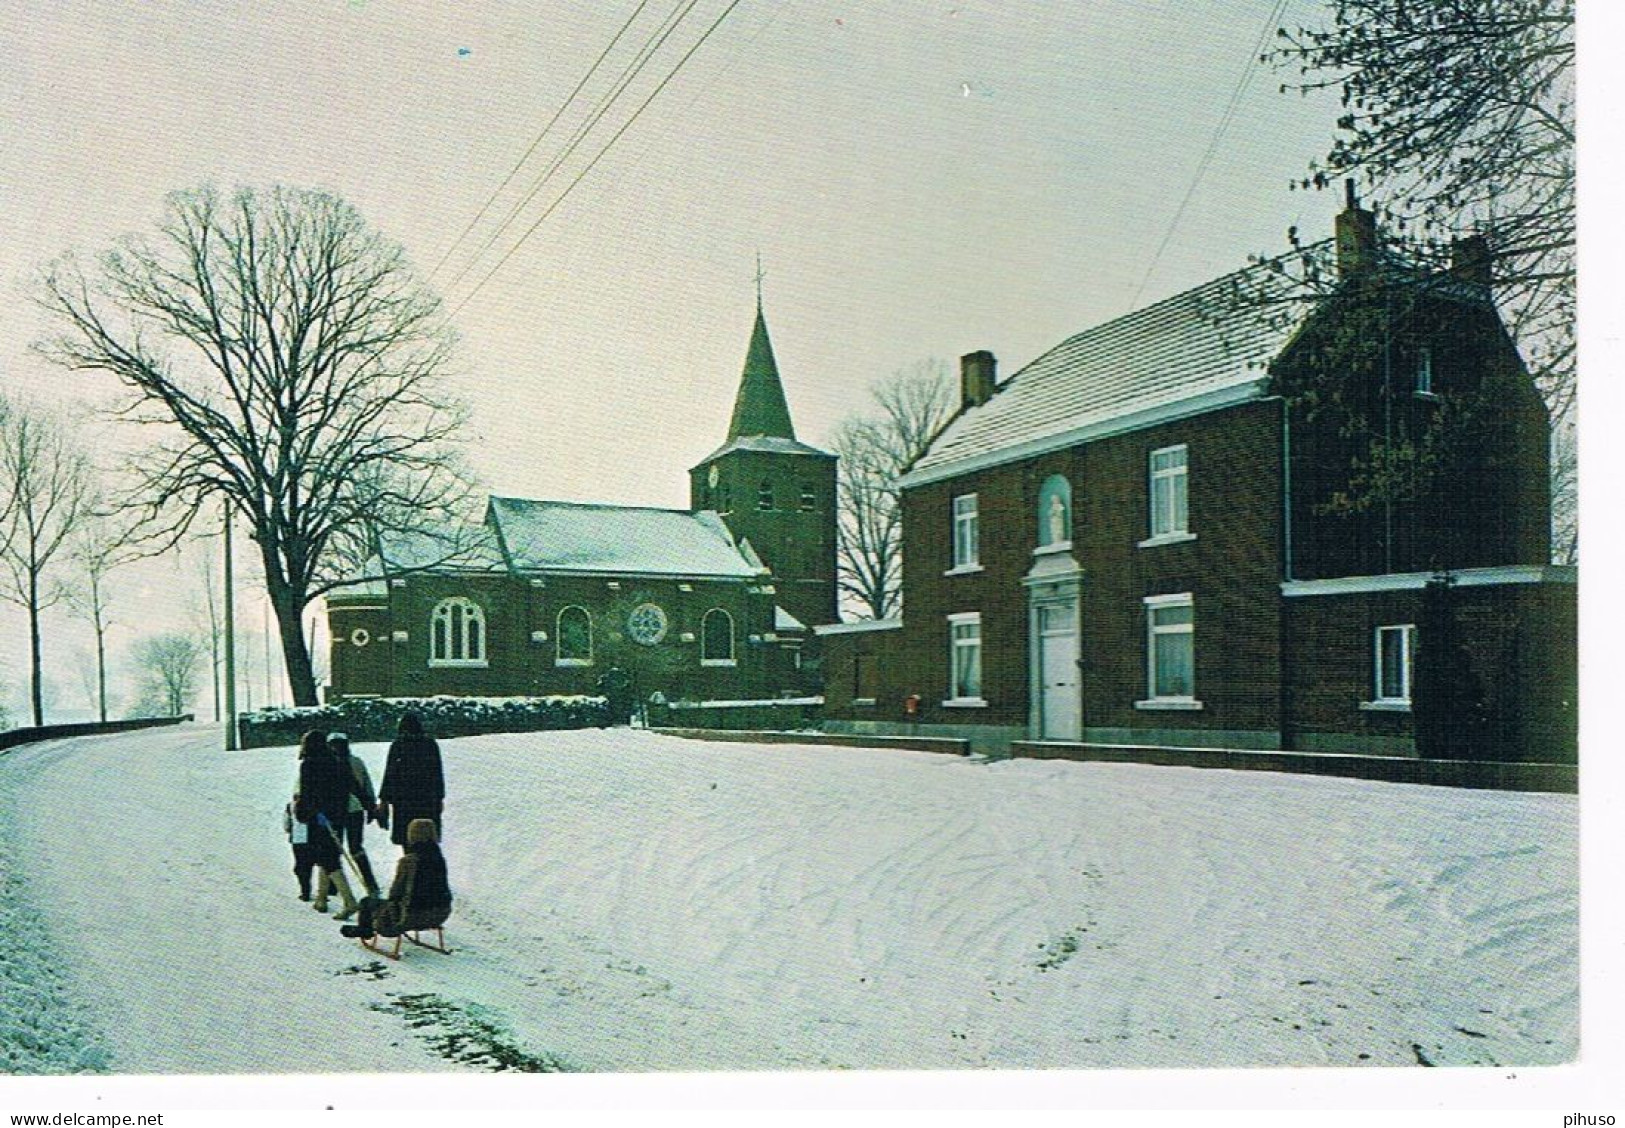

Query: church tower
left=689, top=295, right=838, bottom=630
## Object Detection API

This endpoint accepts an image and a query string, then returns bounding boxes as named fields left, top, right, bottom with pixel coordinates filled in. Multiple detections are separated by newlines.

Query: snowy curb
left=1012, top=741, right=1577, bottom=793
left=653, top=727, right=971, bottom=756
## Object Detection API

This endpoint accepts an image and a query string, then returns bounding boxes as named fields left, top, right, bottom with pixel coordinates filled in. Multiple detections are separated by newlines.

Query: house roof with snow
left=485, top=496, right=766, bottom=579
left=898, top=263, right=1304, bottom=487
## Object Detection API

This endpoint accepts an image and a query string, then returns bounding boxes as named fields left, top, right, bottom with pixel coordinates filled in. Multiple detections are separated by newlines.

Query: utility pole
left=263, top=599, right=273, bottom=708
left=223, top=503, right=239, bottom=750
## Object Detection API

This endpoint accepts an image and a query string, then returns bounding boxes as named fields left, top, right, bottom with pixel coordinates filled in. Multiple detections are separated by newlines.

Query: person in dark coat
left=339, top=818, right=453, bottom=940
left=293, top=729, right=361, bottom=919
left=378, top=712, right=445, bottom=846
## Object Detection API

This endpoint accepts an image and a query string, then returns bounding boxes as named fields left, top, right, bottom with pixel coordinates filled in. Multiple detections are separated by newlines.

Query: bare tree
left=0, top=400, right=91, bottom=726
left=187, top=535, right=224, bottom=723
left=1265, top=0, right=1574, bottom=550
left=833, top=360, right=955, bottom=619
left=0, top=665, right=14, bottom=731
left=131, top=632, right=204, bottom=718
left=65, top=506, right=138, bottom=723
left=1550, top=417, right=1576, bottom=565
left=39, top=184, right=479, bottom=705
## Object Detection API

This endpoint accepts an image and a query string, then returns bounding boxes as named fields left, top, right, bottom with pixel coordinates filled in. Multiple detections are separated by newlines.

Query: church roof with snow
left=486, top=496, right=766, bottom=579
left=694, top=433, right=834, bottom=465
left=330, top=526, right=507, bottom=600
left=899, top=262, right=1303, bottom=487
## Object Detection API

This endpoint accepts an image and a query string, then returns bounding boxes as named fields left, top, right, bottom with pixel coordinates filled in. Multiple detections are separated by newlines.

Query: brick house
left=326, top=300, right=838, bottom=704
left=818, top=195, right=1576, bottom=760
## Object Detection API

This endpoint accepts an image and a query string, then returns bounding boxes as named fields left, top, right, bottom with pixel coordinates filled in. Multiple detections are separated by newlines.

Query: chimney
left=960, top=350, right=997, bottom=409
left=1450, top=234, right=1492, bottom=288
left=1334, top=179, right=1378, bottom=276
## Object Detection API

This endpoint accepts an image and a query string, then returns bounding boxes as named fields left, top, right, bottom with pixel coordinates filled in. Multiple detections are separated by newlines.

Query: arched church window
left=758, top=481, right=774, bottom=510
left=430, top=597, right=486, bottom=666
left=556, top=606, right=593, bottom=666
left=701, top=609, right=735, bottom=665
left=1037, top=474, right=1073, bottom=548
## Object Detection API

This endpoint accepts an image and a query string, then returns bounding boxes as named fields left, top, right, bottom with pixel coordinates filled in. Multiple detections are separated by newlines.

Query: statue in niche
left=1047, top=491, right=1068, bottom=545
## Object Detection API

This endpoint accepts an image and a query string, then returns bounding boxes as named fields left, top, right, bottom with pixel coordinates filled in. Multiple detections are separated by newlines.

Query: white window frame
left=1141, top=444, right=1193, bottom=547
left=1365, top=623, right=1416, bottom=710
left=1416, top=347, right=1435, bottom=397
left=758, top=480, right=774, bottom=511
left=555, top=605, right=594, bottom=667
left=700, top=608, right=736, bottom=667
left=1136, top=592, right=1200, bottom=709
left=947, top=493, right=982, bottom=574
left=944, top=611, right=985, bottom=706
left=429, top=597, right=487, bottom=668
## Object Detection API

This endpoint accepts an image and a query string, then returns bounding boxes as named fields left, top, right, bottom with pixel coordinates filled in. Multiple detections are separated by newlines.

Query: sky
left=0, top=0, right=1388, bottom=717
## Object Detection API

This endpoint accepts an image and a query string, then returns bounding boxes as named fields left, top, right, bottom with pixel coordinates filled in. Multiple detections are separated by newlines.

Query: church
left=325, top=298, right=838, bottom=705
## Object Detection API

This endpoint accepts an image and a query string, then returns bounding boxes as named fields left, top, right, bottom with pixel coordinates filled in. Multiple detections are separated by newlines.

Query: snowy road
left=0, top=724, right=1578, bottom=1071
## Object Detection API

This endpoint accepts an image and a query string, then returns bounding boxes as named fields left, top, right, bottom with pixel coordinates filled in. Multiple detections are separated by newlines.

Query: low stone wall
left=824, top=718, right=1026, bottom=758
left=1011, top=741, right=1577, bottom=794
left=646, top=699, right=824, bottom=732
left=0, top=715, right=193, bottom=754
left=654, top=728, right=972, bottom=757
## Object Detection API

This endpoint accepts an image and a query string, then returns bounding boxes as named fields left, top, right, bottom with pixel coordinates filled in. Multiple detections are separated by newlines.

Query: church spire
left=726, top=275, right=796, bottom=441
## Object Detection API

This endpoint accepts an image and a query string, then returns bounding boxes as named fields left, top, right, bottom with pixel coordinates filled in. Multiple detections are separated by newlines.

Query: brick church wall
left=329, top=572, right=799, bottom=704
left=689, top=448, right=838, bottom=631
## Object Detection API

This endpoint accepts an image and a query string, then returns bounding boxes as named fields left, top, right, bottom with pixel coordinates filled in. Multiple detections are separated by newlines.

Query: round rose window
left=626, top=602, right=669, bottom=646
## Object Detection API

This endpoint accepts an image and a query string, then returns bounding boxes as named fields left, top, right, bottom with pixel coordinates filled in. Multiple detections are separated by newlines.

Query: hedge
left=644, top=698, right=824, bottom=733
left=238, top=695, right=611, bottom=749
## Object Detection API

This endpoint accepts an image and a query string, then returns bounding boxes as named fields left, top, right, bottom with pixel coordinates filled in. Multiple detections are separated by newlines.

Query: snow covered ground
left=0, top=724, right=1577, bottom=1073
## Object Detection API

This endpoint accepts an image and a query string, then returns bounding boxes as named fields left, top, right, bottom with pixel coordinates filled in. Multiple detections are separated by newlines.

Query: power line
left=1127, top=0, right=1291, bottom=311
left=451, top=0, right=745, bottom=316
left=444, top=4, right=704, bottom=300
left=429, top=0, right=656, bottom=283
left=444, top=0, right=704, bottom=299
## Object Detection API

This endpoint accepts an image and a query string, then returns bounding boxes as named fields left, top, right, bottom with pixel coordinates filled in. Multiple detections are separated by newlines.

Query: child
left=283, top=795, right=316, bottom=901
left=340, top=818, right=453, bottom=941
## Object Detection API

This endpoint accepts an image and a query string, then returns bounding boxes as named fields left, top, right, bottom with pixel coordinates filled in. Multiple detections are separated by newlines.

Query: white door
left=1038, top=602, right=1081, bottom=741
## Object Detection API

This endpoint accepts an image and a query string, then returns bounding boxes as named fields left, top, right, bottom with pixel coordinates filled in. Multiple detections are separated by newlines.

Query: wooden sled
left=359, top=927, right=451, bottom=961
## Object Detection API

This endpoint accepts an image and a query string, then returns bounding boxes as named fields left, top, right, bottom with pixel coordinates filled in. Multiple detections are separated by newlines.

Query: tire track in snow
left=0, top=739, right=114, bottom=1073
left=8, top=725, right=1573, bottom=1072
